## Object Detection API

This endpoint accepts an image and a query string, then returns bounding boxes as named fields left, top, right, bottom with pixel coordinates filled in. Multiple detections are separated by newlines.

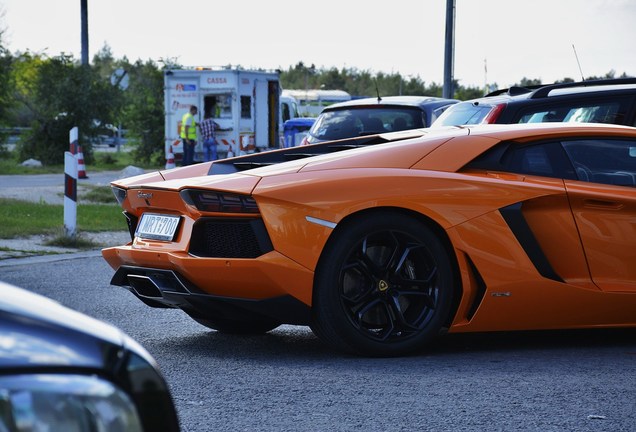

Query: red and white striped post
left=64, top=128, right=79, bottom=238
left=76, top=145, right=88, bottom=179
left=64, top=151, right=78, bottom=238
left=69, top=126, right=78, bottom=155
left=69, top=126, right=88, bottom=179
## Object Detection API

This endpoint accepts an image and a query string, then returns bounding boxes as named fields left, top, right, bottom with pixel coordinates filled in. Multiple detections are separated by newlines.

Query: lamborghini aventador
left=102, top=123, right=636, bottom=356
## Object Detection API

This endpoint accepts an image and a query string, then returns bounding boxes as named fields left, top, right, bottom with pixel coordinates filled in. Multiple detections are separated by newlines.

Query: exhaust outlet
left=126, top=274, right=163, bottom=299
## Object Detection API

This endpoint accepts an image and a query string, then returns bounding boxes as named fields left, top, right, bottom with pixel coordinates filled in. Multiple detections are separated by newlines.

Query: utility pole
left=80, top=0, right=89, bottom=65
left=442, top=0, right=455, bottom=99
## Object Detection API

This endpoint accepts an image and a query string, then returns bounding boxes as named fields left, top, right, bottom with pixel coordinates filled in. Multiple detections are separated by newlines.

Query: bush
left=15, top=55, right=122, bottom=165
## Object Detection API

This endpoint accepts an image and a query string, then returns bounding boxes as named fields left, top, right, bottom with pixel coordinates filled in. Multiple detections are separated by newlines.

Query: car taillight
left=180, top=189, right=259, bottom=214
left=481, top=103, right=506, bottom=124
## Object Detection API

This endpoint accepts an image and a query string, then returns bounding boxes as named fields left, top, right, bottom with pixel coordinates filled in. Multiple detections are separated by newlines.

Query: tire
left=190, top=316, right=280, bottom=335
left=311, top=212, right=456, bottom=357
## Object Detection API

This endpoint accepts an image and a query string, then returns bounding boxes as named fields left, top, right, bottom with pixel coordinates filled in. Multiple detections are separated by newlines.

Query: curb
left=0, top=249, right=103, bottom=267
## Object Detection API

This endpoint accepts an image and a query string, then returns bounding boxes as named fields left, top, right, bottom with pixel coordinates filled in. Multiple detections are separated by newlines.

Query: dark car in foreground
left=301, top=95, right=458, bottom=145
left=103, top=123, right=635, bottom=357
left=0, top=281, right=180, bottom=431
left=432, top=77, right=636, bottom=128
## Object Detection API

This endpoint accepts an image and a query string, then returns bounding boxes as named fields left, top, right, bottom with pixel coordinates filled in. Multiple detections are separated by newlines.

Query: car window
left=432, top=102, right=494, bottom=126
left=308, top=107, right=425, bottom=141
left=516, top=101, right=626, bottom=124
left=431, top=105, right=453, bottom=125
left=464, top=140, right=577, bottom=180
left=281, top=102, right=290, bottom=123
left=308, top=111, right=361, bottom=140
left=510, top=145, right=558, bottom=177
left=508, top=142, right=578, bottom=180
left=562, top=139, right=636, bottom=187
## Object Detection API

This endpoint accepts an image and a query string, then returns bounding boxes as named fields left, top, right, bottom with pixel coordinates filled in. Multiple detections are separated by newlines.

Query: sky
left=1, top=0, right=635, bottom=89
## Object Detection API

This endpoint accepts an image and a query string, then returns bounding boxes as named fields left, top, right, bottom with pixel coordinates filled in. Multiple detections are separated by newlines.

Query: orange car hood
left=118, top=172, right=262, bottom=196
left=243, top=127, right=471, bottom=177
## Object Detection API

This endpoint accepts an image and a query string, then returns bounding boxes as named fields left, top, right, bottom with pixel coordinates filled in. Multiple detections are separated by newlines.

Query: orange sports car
left=102, top=123, right=636, bottom=356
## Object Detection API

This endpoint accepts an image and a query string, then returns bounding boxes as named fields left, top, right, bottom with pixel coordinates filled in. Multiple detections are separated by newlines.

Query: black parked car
left=301, top=95, right=459, bottom=145
left=0, top=281, right=180, bottom=431
left=432, top=78, right=636, bottom=127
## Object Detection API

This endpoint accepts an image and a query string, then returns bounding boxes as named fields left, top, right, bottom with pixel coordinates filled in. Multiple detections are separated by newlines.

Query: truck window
left=241, top=96, right=251, bottom=119
left=204, top=94, right=232, bottom=119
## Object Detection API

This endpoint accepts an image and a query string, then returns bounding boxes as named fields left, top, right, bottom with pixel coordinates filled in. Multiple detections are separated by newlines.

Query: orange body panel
left=102, top=246, right=314, bottom=305
left=565, top=180, right=636, bottom=292
left=102, top=123, right=636, bottom=333
left=447, top=213, right=636, bottom=332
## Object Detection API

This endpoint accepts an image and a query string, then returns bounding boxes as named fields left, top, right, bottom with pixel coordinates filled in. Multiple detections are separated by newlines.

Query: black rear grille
left=189, top=218, right=273, bottom=258
left=123, top=211, right=138, bottom=241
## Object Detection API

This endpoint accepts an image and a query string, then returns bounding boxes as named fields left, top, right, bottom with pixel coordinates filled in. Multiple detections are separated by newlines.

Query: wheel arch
left=313, top=206, right=463, bottom=329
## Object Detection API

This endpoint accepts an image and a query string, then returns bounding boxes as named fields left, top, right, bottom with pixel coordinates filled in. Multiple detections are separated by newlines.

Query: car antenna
left=572, top=44, right=585, bottom=81
left=374, top=79, right=382, bottom=103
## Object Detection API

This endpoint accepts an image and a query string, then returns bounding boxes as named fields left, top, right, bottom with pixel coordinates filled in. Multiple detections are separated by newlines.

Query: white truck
left=164, top=68, right=299, bottom=161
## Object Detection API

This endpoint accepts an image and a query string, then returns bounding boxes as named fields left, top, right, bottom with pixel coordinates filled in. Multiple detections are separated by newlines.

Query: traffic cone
left=165, top=145, right=176, bottom=169
left=77, top=145, right=88, bottom=179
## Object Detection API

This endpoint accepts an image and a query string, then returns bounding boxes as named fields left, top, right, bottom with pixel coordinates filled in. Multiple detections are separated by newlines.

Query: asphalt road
left=0, top=170, right=125, bottom=189
left=1, top=255, right=635, bottom=431
left=0, top=169, right=144, bottom=205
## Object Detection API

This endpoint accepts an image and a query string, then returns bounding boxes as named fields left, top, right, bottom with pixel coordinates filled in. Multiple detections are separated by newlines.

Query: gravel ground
left=0, top=185, right=67, bottom=205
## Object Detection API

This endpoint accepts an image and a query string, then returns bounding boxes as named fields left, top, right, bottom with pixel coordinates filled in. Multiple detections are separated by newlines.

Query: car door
left=464, top=139, right=594, bottom=288
left=561, top=138, right=636, bottom=292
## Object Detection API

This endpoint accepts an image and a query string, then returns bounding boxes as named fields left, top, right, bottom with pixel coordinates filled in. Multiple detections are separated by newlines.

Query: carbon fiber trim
left=500, top=202, right=564, bottom=283
left=465, top=255, right=487, bottom=321
left=110, top=266, right=310, bottom=325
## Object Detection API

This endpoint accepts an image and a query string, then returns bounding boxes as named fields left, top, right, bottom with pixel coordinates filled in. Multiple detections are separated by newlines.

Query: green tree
left=91, top=43, right=127, bottom=145
left=122, top=59, right=164, bottom=164
left=281, top=62, right=318, bottom=90
left=0, top=14, right=14, bottom=158
left=92, top=43, right=119, bottom=81
left=516, top=77, right=543, bottom=87
left=454, top=83, right=484, bottom=100
left=0, top=46, right=12, bottom=126
left=281, top=65, right=462, bottom=99
left=10, top=52, right=44, bottom=127
left=16, top=54, right=120, bottom=164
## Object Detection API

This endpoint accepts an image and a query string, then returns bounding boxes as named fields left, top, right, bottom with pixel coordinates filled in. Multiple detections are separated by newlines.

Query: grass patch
left=0, top=157, right=62, bottom=174
left=44, top=230, right=99, bottom=249
left=82, top=185, right=118, bottom=204
left=0, top=198, right=126, bottom=238
left=92, top=151, right=158, bottom=171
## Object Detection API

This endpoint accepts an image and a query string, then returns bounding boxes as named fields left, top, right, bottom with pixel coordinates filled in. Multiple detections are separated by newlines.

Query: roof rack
left=529, top=77, right=636, bottom=99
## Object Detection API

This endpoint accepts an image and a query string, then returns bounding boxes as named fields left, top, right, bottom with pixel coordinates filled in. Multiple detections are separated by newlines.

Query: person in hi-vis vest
left=180, top=105, right=198, bottom=166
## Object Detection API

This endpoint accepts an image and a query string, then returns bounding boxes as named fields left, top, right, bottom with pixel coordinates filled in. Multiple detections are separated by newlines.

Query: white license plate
left=135, top=213, right=180, bottom=241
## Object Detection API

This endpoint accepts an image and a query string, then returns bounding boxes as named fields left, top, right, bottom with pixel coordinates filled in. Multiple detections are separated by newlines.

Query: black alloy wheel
left=312, top=212, right=455, bottom=357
